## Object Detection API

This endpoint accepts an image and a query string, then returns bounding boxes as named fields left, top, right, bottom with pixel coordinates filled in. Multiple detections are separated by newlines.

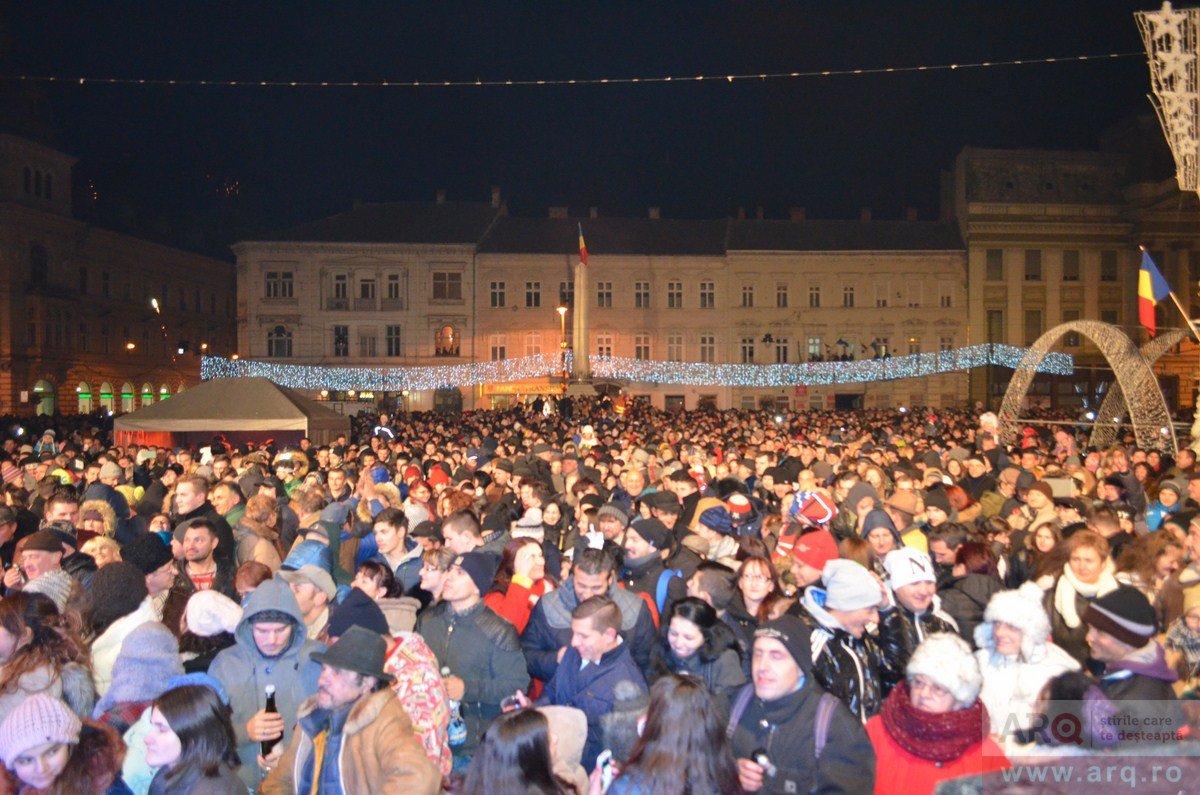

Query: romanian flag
left=578, top=223, right=588, bottom=266
left=1138, top=250, right=1171, bottom=337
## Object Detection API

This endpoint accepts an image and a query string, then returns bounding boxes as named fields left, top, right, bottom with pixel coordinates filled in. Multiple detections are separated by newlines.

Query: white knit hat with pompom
left=906, top=632, right=983, bottom=708
left=973, top=581, right=1052, bottom=663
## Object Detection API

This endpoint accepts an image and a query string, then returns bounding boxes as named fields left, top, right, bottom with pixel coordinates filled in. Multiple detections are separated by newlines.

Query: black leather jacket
left=876, top=600, right=958, bottom=671
left=794, top=593, right=904, bottom=722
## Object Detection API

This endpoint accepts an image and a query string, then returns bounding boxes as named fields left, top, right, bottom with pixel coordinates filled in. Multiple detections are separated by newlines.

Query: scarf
left=881, top=683, right=989, bottom=763
left=1166, top=618, right=1200, bottom=667
left=1054, top=558, right=1118, bottom=629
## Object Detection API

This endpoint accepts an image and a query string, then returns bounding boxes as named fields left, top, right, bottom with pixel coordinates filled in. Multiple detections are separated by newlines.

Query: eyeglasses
left=740, top=573, right=771, bottom=584
left=909, top=675, right=951, bottom=699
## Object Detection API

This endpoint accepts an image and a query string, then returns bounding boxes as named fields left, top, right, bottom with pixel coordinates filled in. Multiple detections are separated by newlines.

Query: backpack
left=726, top=683, right=839, bottom=759
left=624, top=568, right=681, bottom=629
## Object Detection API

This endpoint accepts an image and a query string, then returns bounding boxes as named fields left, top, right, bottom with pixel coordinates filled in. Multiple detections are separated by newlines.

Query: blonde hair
left=80, top=536, right=120, bottom=563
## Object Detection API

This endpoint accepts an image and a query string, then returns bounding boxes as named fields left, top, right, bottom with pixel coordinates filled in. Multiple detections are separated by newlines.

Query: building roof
left=479, top=216, right=728, bottom=256
left=726, top=219, right=963, bottom=251
left=252, top=201, right=501, bottom=245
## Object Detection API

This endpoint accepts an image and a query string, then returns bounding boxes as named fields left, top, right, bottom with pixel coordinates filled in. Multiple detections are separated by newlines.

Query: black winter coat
left=795, top=601, right=904, bottom=722
left=729, top=681, right=876, bottom=794
left=938, top=573, right=1004, bottom=649
left=876, top=602, right=958, bottom=671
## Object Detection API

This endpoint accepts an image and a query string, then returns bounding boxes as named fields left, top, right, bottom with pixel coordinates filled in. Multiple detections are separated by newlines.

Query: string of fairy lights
left=0, top=52, right=1139, bottom=91
left=200, top=344, right=1073, bottom=392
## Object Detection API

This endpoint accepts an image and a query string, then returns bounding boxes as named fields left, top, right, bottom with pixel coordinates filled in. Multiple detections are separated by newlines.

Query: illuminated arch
left=1088, top=329, right=1186, bottom=450
left=999, top=321, right=1177, bottom=452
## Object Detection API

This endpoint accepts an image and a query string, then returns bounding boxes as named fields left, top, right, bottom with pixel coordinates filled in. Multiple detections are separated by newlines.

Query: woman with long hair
left=1007, top=520, right=1061, bottom=588
left=485, top=537, right=556, bottom=634
left=0, top=592, right=94, bottom=723
left=649, top=598, right=745, bottom=713
left=725, top=555, right=781, bottom=644
left=1116, top=531, right=1183, bottom=605
left=938, top=542, right=1004, bottom=648
left=944, top=485, right=981, bottom=526
left=458, top=708, right=571, bottom=795
left=0, top=693, right=130, bottom=795
left=606, top=674, right=742, bottom=795
left=144, top=684, right=241, bottom=794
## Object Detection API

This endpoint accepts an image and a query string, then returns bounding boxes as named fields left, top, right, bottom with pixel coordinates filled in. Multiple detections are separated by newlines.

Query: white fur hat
left=906, top=632, right=982, bottom=708
left=973, top=581, right=1051, bottom=663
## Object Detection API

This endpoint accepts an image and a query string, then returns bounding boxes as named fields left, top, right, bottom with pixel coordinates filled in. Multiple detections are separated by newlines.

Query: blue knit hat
left=698, top=506, right=733, bottom=536
left=327, top=587, right=390, bottom=639
left=166, top=673, right=230, bottom=706
left=93, top=621, right=184, bottom=718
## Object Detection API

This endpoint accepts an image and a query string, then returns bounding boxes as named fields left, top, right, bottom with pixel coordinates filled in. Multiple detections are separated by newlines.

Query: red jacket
left=866, top=714, right=1010, bottom=795
left=484, top=576, right=553, bottom=635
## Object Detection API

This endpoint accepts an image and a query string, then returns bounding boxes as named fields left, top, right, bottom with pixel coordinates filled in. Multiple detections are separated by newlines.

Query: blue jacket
left=537, top=641, right=647, bottom=769
left=520, top=578, right=656, bottom=682
left=82, top=482, right=135, bottom=545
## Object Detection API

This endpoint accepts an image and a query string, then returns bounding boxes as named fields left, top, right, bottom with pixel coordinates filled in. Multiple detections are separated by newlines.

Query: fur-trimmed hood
left=295, top=687, right=394, bottom=737
left=974, top=581, right=1054, bottom=663
left=79, top=498, right=117, bottom=538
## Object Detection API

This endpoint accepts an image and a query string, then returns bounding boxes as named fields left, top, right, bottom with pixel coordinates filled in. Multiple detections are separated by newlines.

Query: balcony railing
left=354, top=297, right=376, bottom=311
left=380, top=297, right=404, bottom=311
left=326, top=297, right=349, bottom=311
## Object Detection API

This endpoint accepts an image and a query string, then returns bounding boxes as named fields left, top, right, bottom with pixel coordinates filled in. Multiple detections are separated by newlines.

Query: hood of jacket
left=1108, top=641, right=1178, bottom=684
left=234, top=578, right=309, bottom=658
left=541, top=576, right=645, bottom=632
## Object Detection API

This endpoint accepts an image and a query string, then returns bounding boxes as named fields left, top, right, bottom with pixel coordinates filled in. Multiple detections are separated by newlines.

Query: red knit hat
left=789, top=529, right=839, bottom=571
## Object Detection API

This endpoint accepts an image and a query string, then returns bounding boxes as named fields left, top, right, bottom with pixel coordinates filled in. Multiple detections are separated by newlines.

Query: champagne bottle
left=261, top=685, right=280, bottom=756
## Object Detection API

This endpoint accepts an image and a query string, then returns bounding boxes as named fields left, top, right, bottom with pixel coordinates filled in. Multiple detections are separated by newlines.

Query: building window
left=667, top=281, right=683, bottom=308
left=807, top=337, right=822, bottom=360
left=332, top=325, right=349, bottom=357
left=1100, top=250, right=1119, bottom=282
left=775, top=338, right=789, bottom=364
left=489, top=334, right=506, bottom=361
left=985, top=249, right=1004, bottom=281
left=775, top=284, right=788, bottom=308
left=359, top=279, right=376, bottom=300
left=907, top=337, right=921, bottom=355
left=386, top=325, right=403, bottom=356
left=1023, top=309, right=1042, bottom=345
left=939, top=336, right=953, bottom=352
left=265, top=271, right=294, bottom=299
left=1062, top=250, right=1080, bottom=281
left=559, top=281, right=574, bottom=307
left=386, top=274, right=403, bottom=300
left=987, top=309, right=1005, bottom=343
left=1024, top=250, right=1042, bottom=281
left=358, top=332, right=377, bottom=357
left=905, top=282, right=920, bottom=307
left=435, top=325, right=459, bottom=357
left=741, top=337, right=755, bottom=364
left=597, top=281, right=612, bottom=308
left=634, top=282, right=650, bottom=308
left=490, top=281, right=506, bottom=308
left=1062, top=310, right=1081, bottom=347
left=634, top=334, right=651, bottom=360
left=332, top=274, right=348, bottom=299
left=842, top=285, right=855, bottom=308
left=741, top=285, right=754, bottom=308
left=267, top=325, right=292, bottom=358
left=699, top=333, right=715, bottom=363
left=1100, top=308, right=1120, bottom=325
left=525, top=332, right=542, bottom=356
left=596, top=333, right=613, bottom=358
left=525, top=281, right=541, bottom=308
left=433, top=272, right=463, bottom=302
left=700, top=282, right=715, bottom=308
left=874, top=283, right=889, bottom=308
left=938, top=282, right=952, bottom=308
left=808, top=285, right=821, bottom=308
left=667, top=333, right=683, bottom=361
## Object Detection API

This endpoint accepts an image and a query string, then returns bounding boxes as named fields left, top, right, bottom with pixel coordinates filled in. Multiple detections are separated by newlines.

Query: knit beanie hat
left=23, top=569, right=73, bottom=612
left=454, top=551, right=498, bottom=598
left=0, top=694, right=81, bottom=767
left=755, top=615, right=813, bottom=674
left=89, top=562, right=149, bottom=631
left=906, top=632, right=983, bottom=708
left=185, top=590, right=243, bottom=637
left=99, top=461, right=122, bottom=482
left=974, top=581, right=1053, bottom=662
left=883, top=547, right=937, bottom=591
left=821, top=559, right=882, bottom=611
left=1160, top=479, right=1185, bottom=498
left=793, top=493, right=837, bottom=526
left=788, top=528, right=839, bottom=572
left=121, top=533, right=174, bottom=575
left=860, top=509, right=900, bottom=543
left=1026, top=481, right=1054, bottom=501
left=923, top=488, right=952, bottom=515
left=1084, top=585, right=1158, bottom=648
left=166, top=672, right=230, bottom=706
left=843, top=482, right=880, bottom=512
left=697, top=506, right=733, bottom=536
left=628, top=518, right=670, bottom=550
left=327, top=586, right=390, bottom=639
left=596, top=503, right=630, bottom=529
left=94, top=621, right=184, bottom=717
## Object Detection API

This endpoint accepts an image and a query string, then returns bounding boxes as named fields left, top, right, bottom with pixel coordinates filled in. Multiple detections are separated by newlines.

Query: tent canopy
left=114, top=377, right=350, bottom=445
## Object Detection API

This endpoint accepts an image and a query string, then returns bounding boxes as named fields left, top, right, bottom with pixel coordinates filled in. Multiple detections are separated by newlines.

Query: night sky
left=0, top=2, right=1169, bottom=255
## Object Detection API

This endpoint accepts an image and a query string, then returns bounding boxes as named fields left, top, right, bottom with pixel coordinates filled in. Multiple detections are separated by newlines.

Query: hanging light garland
left=201, top=343, right=1071, bottom=390
left=0, top=52, right=1136, bottom=91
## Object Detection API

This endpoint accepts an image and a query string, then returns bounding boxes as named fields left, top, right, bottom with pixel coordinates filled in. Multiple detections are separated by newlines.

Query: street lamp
left=556, top=305, right=569, bottom=382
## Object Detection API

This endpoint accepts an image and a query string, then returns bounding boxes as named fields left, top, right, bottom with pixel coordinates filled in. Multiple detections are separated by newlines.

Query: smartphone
left=500, top=694, right=522, bottom=712
left=595, top=749, right=615, bottom=791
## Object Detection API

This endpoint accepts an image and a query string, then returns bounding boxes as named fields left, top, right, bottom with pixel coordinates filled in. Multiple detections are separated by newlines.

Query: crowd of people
left=0, top=397, right=1195, bottom=793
